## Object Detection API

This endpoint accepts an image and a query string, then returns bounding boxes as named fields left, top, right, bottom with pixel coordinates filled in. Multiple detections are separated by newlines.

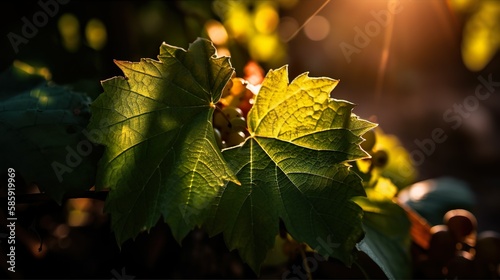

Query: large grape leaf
left=207, top=65, right=376, bottom=273
left=87, top=38, right=238, bottom=244
left=0, top=65, right=97, bottom=202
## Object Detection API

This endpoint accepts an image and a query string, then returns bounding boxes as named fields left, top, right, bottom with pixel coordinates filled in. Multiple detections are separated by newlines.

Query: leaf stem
left=299, top=244, right=313, bottom=280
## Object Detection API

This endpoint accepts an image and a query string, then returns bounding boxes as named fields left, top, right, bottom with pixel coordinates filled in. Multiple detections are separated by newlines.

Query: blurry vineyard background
left=1, top=0, right=500, bottom=278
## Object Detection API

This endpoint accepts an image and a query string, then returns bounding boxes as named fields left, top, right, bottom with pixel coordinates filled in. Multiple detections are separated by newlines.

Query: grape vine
left=3, top=36, right=499, bottom=279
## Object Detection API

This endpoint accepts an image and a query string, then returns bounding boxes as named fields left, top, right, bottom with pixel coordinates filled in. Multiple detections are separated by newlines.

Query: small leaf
left=208, top=65, right=376, bottom=273
left=365, top=177, right=398, bottom=202
left=373, top=128, right=417, bottom=189
left=354, top=197, right=412, bottom=280
left=88, top=38, right=238, bottom=244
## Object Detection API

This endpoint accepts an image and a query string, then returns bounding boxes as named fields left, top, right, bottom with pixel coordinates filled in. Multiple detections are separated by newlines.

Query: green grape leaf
left=207, top=65, right=376, bottom=273
left=0, top=65, right=97, bottom=203
left=354, top=197, right=412, bottom=280
left=87, top=38, right=239, bottom=245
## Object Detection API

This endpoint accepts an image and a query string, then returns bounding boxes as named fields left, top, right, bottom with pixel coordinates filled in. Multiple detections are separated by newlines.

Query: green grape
left=213, top=109, right=231, bottom=132
left=214, top=127, right=223, bottom=149
left=225, top=131, right=246, bottom=147
left=361, top=129, right=376, bottom=152
left=443, top=209, right=477, bottom=242
left=230, top=78, right=246, bottom=96
left=371, top=150, right=388, bottom=168
left=222, top=106, right=243, bottom=120
left=239, top=91, right=254, bottom=118
left=230, top=116, right=247, bottom=132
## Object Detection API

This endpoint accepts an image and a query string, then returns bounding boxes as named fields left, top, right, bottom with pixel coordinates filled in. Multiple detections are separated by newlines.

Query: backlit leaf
left=208, top=65, right=376, bottom=273
left=87, top=38, right=238, bottom=244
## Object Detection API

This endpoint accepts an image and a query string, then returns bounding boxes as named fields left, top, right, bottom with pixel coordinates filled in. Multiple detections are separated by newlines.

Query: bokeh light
left=303, top=15, right=330, bottom=41
left=13, top=60, right=52, bottom=80
left=249, top=34, right=283, bottom=64
left=58, top=13, right=81, bottom=52
left=254, top=2, right=279, bottom=34
left=223, top=2, right=252, bottom=42
left=205, top=19, right=228, bottom=46
left=278, top=16, right=299, bottom=42
left=460, top=0, right=500, bottom=71
left=85, top=18, right=107, bottom=51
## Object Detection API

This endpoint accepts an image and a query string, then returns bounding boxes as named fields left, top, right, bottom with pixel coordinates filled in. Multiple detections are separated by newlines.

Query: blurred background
left=1, top=0, right=499, bottom=278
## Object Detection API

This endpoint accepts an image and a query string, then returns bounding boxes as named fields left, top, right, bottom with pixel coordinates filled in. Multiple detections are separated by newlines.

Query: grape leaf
left=0, top=65, right=97, bottom=202
left=87, top=38, right=238, bottom=244
left=207, top=65, right=376, bottom=273
left=354, top=197, right=412, bottom=280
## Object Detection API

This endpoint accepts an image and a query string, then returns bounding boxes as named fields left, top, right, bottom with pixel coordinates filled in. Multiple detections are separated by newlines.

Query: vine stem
left=0, top=190, right=109, bottom=204
left=299, top=244, right=313, bottom=280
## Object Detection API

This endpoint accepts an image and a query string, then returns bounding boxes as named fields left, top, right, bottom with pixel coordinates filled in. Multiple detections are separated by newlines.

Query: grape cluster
left=213, top=75, right=256, bottom=149
left=413, top=209, right=500, bottom=278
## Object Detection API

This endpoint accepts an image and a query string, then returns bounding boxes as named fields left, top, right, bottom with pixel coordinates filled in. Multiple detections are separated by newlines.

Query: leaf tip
left=112, top=59, right=124, bottom=66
